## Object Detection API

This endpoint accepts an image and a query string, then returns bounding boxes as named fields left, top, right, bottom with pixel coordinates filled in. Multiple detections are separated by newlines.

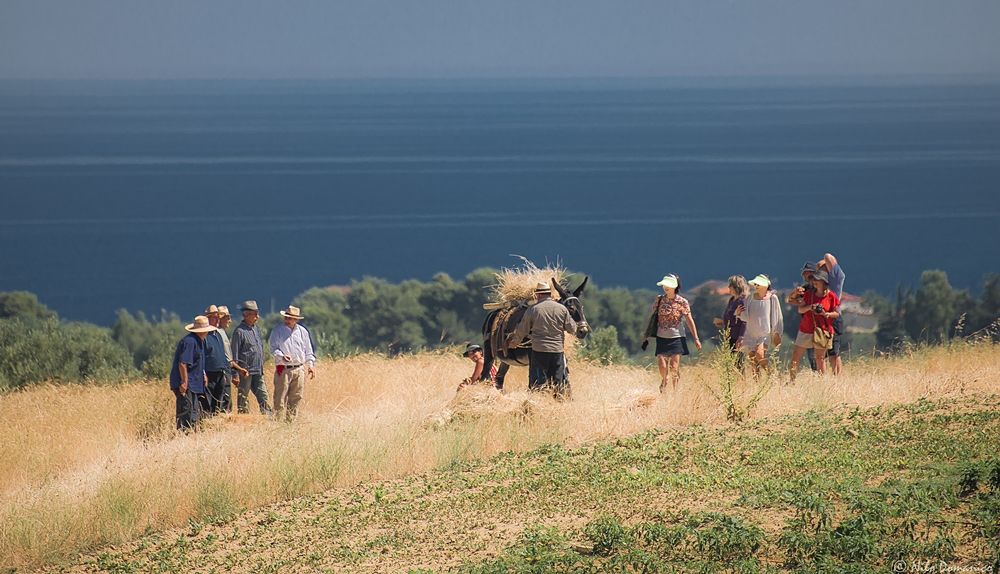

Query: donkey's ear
left=551, top=277, right=570, bottom=300
left=573, top=276, right=589, bottom=297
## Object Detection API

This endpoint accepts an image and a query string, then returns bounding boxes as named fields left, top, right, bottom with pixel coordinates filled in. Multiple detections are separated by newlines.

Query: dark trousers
left=237, top=372, right=272, bottom=414
left=529, top=350, right=570, bottom=399
left=206, top=370, right=230, bottom=414
left=174, top=388, right=204, bottom=431
left=829, top=315, right=844, bottom=358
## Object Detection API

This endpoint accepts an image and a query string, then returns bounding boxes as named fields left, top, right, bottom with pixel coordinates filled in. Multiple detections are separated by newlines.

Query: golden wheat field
left=1, top=344, right=999, bottom=570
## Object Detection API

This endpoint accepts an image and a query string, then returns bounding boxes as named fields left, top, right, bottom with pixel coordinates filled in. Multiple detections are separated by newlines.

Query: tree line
left=1, top=269, right=996, bottom=390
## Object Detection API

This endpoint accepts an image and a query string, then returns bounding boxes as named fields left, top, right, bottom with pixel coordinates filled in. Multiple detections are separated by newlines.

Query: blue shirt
left=204, top=330, right=228, bottom=372
left=269, top=323, right=317, bottom=367
left=231, top=322, right=264, bottom=375
left=828, top=263, right=847, bottom=299
left=169, top=333, right=207, bottom=393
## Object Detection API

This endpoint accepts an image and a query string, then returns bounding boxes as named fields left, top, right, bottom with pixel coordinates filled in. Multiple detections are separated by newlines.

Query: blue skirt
left=655, top=336, right=689, bottom=357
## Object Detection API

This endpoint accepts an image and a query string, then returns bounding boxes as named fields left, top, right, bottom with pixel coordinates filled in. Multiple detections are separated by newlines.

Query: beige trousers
left=273, top=365, right=305, bottom=420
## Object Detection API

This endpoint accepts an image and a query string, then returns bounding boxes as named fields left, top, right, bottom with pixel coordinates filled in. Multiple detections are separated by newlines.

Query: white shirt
left=268, top=323, right=316, bottom=367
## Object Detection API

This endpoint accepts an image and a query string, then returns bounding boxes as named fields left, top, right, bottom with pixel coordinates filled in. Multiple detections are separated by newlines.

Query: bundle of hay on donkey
left=483, top=256, right=570, bottom=310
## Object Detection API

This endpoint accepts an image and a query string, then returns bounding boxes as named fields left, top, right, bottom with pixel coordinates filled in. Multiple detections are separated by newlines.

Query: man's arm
left=470, top=357, right=485, bottom=382
left=230, top=329, right=249, bottom=375
left=177, top=338, right=194, bottom=393
left=302, top=329, right=317, bottom=379
left=303, top=330, right=317, bottom=367
left=269, top=327, right=285, bottom=360
left=178, top=363, right=189, bottom=394
left=508, top=310, right=533, bottom=347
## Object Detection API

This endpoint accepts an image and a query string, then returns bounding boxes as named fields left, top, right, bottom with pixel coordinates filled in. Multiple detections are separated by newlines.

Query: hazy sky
left=2, top=0, right=999, bottom=79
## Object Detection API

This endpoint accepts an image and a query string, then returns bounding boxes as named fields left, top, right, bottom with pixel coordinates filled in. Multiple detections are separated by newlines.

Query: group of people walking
left=169, top=301, right=317, bottom=430
left=170, top=254, right=846, bottom=426
left=642, top=252, right=846, bottom=390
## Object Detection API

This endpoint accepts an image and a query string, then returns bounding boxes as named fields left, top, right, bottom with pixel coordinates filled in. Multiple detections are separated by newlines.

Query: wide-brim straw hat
left=748, top=274, right=771, bottom=288
left=185, top=315, right=217, bottom=333
left=217, top=305, right=231, bottom=317
left=533, top=282, right=552, bottom=294
left=203, top=304, right=220, bottom=316
left=656, top=274, right=678, bottom=289
left=279, top=305, right=304, bottom=319
left=239, top=300, right=259, bottom=312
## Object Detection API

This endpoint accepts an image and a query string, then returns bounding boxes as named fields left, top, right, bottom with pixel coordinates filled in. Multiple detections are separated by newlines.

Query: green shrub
left=578, top=326, right=627, bottom=365
left=0, top=318, right=135, bottom=390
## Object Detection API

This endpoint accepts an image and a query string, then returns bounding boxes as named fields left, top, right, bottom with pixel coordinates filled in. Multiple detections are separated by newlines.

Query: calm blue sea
left=1, top=79, right=999, bottom=324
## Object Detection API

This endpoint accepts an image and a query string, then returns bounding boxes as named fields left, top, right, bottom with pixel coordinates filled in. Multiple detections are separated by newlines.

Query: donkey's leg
left=494, top=363, right=510, bottom=391
left=480, top=338, right=495, bottom=383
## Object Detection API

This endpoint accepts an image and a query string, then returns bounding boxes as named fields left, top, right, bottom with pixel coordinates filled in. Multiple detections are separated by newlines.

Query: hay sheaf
left=425, top=384, right=552, bottom=428
left=489, top=256, right=568, bottom=305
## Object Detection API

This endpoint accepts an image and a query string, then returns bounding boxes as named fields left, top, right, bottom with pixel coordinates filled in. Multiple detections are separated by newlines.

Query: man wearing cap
left=203, top=305, right=230, bottom=415
left=457, top=343, right=494, bottom=391
left=506, top=282, right=577, bottom=399
left=231, top=300, right=272, bottom=415
left=169, top=315, right=215, bottom=430
left=268, top=305, right=316, bottom=421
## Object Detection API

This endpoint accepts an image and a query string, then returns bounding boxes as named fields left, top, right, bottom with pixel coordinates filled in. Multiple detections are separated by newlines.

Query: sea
left=1, top=78, right=999, bottom=325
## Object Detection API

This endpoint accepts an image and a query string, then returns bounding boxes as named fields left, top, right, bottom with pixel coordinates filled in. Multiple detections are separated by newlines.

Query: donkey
left=479, top=277, right=591, bottom=389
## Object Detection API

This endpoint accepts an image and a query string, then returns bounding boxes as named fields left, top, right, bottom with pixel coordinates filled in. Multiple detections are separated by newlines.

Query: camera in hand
left=812, top=304, right=825, bottom=314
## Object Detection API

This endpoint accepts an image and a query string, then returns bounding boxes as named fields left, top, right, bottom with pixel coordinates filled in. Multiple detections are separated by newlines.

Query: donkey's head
left=551, top=276, right=591, bottom=339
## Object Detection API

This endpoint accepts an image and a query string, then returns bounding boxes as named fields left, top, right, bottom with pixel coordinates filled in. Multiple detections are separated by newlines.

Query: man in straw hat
left=213, top=305, right=237, bottom=412
left=231, top=300, right=272, bottom=415
left=506, top=281, right=577, bottom=400
left=202, top=305, right=230, bottom=415
left=268, top=305, right=316, bottom=421
left=169, top=315, right=216, bottom=430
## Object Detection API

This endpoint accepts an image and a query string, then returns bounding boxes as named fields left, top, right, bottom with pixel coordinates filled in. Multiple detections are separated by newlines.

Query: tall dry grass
left=2, top=344, right=998, bottom=570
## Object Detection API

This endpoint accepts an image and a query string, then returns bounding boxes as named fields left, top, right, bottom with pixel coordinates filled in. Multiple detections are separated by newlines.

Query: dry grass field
left=2, top=343, right=999, bottom=571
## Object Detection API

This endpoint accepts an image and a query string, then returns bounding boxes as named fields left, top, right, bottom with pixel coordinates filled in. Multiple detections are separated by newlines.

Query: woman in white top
left=736, top=274, right=784, bottom=377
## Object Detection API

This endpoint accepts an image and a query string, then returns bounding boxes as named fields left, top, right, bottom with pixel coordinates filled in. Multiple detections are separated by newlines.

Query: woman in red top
left=789, top=270, right=840, bottom=381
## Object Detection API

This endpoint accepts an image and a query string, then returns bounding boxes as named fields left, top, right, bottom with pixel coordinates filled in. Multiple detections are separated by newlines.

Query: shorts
left=739, top=335, right=769, bottom=353
left=794, top=331, right=815, bottom=349
left=795, top=330, right=834, bottom=351
left=655, top=336, right=689, bottom=357
left=828, top=315, right=844, bottom=357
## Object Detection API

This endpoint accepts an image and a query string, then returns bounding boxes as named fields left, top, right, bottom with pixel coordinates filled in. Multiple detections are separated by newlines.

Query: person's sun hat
left=533, top=282, right=552, bottom=294
left=801, top=261, right=818, bottom=273
left=217, top=305, right=231, bottom=318
left=748, top=274, right=771, bottom=288
left=463, top=343, right=483, bottom=357
left=239, top=300, right=259, bottom=312
left=280, top=305, right=304, bottom=319
left=812, top=270, right=830, bottom=284
left=185, top=315, right=217, bottom=333
left=656, top=274, right=679, bottom=289
left=204, top=305, right=220, bottom=316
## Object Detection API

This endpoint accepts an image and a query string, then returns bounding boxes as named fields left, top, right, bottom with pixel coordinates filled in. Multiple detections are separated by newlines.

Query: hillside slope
left=3, top=344, right=999, bottom=571
left=68, top=394, right=1000, bottom=573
